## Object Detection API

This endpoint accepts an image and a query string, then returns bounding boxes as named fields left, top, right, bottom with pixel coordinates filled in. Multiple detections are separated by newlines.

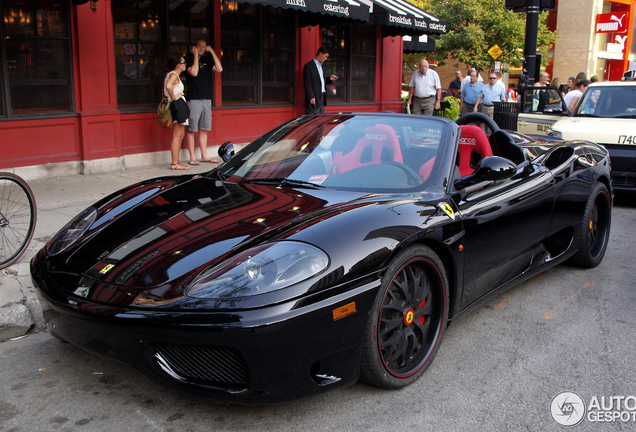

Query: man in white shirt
left=407, top=59, right=441, bottom=115
left=494, top=72, right=506, bottom=93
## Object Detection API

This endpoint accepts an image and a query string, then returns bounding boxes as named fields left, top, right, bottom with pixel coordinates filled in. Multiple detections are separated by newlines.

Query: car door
left=452, top=163, right=556, bottom=308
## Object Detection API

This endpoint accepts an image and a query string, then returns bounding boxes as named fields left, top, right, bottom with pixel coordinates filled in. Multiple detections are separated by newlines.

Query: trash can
left=493, top=101, right=521, bottom=131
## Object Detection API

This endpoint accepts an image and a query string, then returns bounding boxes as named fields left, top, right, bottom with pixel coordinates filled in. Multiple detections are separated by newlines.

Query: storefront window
left=1, top=0, right=73, bottom=117
left=322, top=25, right=376, bottom=103
left=221, top=3, right=295, bottom=106
left=112, top=0, right=211, bottom=110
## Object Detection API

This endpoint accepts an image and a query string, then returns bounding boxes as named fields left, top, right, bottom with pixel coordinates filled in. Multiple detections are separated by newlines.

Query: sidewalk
left=0, top=160, right=220, bottom=341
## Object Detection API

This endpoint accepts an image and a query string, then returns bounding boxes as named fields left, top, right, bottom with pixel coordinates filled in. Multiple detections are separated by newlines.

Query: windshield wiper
left=243, top=177, right=325, bottom=189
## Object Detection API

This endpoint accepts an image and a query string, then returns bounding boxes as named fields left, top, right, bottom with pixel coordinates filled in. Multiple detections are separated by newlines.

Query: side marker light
left=333, top=302, right=356, bottom=320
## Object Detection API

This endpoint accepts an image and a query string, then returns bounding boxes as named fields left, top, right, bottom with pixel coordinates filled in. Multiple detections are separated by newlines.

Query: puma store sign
left=595, top=12, right=629, bottom=33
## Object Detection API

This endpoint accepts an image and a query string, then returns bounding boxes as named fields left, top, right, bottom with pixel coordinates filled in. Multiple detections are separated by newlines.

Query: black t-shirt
left=185, top=52, right=214, bottom=100
left=448, top=79, right=461, bottom=90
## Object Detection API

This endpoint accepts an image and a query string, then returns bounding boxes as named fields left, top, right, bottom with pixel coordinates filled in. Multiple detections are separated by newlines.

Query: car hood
left=43, top=174, right=436, bottom=306
left=551, top=117, right=632, bottom=145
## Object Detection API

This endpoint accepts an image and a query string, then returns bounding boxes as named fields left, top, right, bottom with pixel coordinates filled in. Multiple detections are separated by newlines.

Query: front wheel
left=360, top=245, right=449, bottom=388
left=568, top=182, right=611, bottom=268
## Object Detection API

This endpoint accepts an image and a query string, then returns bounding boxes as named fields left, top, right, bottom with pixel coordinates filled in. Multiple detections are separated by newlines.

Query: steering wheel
left=384, top=162, right=422, bottom=186
left=456, top=112, right=500, bottom=134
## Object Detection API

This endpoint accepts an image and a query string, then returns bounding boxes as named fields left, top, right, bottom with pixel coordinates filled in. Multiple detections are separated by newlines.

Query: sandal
left=189, top=160, right=199, bottom=165
left=170, top=163, right=189, bottom=170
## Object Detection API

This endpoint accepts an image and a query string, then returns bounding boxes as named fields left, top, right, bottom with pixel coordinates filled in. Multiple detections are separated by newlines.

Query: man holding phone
left=184, top=39, right=222, bottom=164
left=303, top=46, right=338, bottom=114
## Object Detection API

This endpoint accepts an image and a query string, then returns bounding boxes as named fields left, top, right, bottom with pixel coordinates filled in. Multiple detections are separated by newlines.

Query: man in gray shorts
left=185, top=39, right=222, bottom=164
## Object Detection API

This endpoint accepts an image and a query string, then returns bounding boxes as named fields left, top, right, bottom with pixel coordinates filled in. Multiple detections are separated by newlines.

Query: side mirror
left=454, top=156, right=517, bottom=189
left=218, top=141, right=235, bottom=162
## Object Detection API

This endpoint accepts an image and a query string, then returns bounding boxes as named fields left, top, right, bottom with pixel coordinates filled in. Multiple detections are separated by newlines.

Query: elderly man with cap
left=407, top=59, right=441, bottom=115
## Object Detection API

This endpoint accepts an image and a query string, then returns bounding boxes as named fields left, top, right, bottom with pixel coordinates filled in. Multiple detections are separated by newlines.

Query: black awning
left=360, top=0, right=447, bottom=36
left=402, top=35, right=435, bottom=53
left=233, top=0, right=370, bottom=25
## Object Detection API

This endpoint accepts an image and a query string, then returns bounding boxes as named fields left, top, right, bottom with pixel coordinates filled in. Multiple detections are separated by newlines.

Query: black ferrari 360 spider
left=31, top=112, right=612, bottom=404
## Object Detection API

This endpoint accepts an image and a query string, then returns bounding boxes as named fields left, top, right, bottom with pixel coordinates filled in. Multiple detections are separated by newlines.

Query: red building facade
left=1, top=0, right=444, bottom=177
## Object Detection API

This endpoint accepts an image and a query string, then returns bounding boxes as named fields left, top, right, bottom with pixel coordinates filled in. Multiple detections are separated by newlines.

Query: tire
left=360, top=244, right=449, bottom=388
left=568, top=182, right=611, bottom=268
left=0, top=173, right=37, bottom=269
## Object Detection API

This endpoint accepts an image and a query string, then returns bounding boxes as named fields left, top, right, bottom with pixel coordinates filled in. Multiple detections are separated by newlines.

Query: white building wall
left=552, top=0, right=604, bottom=81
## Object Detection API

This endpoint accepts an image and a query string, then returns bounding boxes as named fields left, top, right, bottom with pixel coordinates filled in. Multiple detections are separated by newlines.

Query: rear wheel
left=360, top=245, right=449, bottom=388
left=568, top=182, right=611, bottom=268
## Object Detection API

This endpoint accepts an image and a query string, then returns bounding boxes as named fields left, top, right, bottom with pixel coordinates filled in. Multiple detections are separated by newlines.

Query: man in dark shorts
left=185, top=39, right=222, bottom=164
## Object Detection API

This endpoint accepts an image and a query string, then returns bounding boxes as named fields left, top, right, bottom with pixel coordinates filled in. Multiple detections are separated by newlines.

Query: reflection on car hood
left=51, top=175, right=381, bottom=303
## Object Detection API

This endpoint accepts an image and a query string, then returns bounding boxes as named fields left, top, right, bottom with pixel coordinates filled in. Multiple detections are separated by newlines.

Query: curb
left=0, top=268, right=37, bottom=341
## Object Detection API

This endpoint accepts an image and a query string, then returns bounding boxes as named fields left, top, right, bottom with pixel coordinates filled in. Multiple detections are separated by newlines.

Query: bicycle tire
left=0, top=173, right=37, bottom=269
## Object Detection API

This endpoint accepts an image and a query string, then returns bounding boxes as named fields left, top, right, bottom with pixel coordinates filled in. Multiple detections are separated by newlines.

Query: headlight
left=185, top=241, right=329, bottom=299
left=547, top=130, right=562, bottom=139
left=46, top=207, right=97, bottom=256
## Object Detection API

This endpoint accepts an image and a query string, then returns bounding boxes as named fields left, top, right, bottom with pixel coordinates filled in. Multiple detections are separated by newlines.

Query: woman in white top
left=564, top=79, right=590, bottom=115
left=164, top=53, right=190, bottom=170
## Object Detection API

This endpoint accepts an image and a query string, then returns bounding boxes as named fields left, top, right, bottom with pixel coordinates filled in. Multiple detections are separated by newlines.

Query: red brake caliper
left=418, top=299, right=426, bottom=324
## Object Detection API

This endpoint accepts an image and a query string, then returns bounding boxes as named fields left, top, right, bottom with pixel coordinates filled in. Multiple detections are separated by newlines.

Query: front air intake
left=154, top=343, right=249, bottom=388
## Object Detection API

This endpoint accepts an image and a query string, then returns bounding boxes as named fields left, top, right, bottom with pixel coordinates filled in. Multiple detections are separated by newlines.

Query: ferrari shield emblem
left=100, top=264, right=115, bottom=274
left=438, top=202, right=455, bottom=220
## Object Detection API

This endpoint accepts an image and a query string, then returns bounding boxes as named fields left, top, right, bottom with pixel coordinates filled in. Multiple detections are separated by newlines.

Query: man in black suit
left=303, top=46, right=338, bottom=114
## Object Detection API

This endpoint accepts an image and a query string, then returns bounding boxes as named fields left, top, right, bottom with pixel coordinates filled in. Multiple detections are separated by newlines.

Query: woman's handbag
left=157, top=96, right=172, bottom=128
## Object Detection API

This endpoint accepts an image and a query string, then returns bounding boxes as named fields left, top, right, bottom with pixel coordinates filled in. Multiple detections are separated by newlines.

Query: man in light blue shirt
left=481, top=73, right=506, bottom=118
left=460, top=70, right=484, bottom=116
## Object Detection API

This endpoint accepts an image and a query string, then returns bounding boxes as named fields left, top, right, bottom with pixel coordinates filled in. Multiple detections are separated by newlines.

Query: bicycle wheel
left=0, top=173, right=37, bottom=269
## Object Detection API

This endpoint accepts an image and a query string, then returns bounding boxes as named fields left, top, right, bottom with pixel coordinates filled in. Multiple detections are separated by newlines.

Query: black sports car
left=31, top=112, right=612, bottom=404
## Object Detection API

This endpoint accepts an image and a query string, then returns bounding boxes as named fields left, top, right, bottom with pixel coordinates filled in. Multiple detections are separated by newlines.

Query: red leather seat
left=457, top=125, right=493, bottom=176
left=333, top=124, right=403, bottom=175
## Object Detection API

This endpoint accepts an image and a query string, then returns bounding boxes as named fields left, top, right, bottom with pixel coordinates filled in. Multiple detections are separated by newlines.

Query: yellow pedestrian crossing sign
left=488, top=44, right=503, bottom=60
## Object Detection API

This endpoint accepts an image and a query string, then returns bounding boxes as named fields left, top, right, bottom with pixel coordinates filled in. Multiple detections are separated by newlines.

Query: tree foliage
left=407, top=0, right=559, bottom=72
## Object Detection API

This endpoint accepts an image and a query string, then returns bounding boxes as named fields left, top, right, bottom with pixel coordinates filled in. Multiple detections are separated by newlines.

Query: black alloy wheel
left=569, top=182, right=611, bottom=268
left=360, top=245, right=448, bottom=389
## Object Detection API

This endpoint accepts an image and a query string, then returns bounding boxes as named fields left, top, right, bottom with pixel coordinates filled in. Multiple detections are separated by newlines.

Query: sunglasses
left=489, top=76, right=497, bottom=79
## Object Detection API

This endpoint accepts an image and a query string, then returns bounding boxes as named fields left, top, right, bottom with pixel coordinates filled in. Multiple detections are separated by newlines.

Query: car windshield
left=576, top=85, right=636, bottom=118
left=217, top=114, right=448, bottom=191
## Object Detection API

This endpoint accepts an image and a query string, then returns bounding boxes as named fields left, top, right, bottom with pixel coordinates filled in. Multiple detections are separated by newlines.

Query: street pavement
left=0, top=160, right=221, bottom=340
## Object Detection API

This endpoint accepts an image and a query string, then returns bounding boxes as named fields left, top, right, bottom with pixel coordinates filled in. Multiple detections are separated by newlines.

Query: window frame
left=220, top=2, right=296, bottom=107
left=321, top=24, right=376, bottom=105
left=113, top=0, right=216, bottom=112
left=0, top=0, right=75, bottom=119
